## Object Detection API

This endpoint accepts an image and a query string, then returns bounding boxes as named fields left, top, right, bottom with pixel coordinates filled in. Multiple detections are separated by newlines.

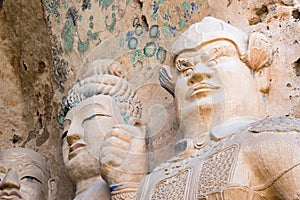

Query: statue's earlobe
left=48, top=177, right=58, bottom=200
left=256, top=66, right=270, bottom=93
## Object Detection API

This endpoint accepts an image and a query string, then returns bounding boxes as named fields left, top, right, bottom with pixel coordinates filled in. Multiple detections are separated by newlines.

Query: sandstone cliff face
left=0, top=0, right=298, bottom=199
left=0, top=1, right=74, bottom=199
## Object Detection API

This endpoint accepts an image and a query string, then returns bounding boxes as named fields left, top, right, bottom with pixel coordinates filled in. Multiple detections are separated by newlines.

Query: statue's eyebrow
left=200, top=46, right=222, bottom=63
left=176, top=57, right=194, bottom=72
left=201, top=43, right=237, bottom=63
left=82, top=104, right=111, bottom=118
left=20, top=163, right=49, bottom=183
left=82, top=113, right=112, bottom=125
left=0, top=166, right=6, bottom=173
left=22, top=163, right=46, bottom=170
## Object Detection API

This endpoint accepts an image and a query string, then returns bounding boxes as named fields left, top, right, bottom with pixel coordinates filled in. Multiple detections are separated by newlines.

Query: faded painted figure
left=0, top=148, right=57, bottom=200
left=61, top=59, right=146, bottom=200
left=100, top=17, right=300, bottom=199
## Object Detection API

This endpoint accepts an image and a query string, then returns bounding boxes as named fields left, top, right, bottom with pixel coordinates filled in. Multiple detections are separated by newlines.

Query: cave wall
left=0, top=1, right=74, bottom=199
left=0, top=0, right=298, bottom=199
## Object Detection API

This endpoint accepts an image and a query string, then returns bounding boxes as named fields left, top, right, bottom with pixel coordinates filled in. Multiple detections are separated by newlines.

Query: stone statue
left=0, top=148, right=57, bottom=200
left=60, top=59, right=146, bottom=200
left=100, top=17, right=300, bottom=199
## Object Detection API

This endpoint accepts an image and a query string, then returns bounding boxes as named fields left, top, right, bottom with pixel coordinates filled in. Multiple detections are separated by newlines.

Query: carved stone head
left=160, top=17, right=272, bottom=137
left=0, top=148, right=57, bottom=200
left=60, top=59, right=142, bottom=182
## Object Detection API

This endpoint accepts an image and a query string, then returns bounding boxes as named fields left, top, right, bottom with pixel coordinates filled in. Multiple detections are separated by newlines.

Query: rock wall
left=0, top=0, right=298, bottom=199
left=0, top=1, right=74, bottom=199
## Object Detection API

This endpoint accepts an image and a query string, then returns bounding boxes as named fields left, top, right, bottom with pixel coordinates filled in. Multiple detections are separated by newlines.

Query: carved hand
left=100, top=121, right=147, bottom=192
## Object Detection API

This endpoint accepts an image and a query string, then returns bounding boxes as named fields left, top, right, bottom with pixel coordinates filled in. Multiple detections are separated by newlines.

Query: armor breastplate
left=139, top=117, right=300, bottom=200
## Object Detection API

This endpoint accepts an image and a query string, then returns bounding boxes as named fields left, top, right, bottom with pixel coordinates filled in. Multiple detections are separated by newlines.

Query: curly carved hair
left=58, top=59, right=142, bottom=125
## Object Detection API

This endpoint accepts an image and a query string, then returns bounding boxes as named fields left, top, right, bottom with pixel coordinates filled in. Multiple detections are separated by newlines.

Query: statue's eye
left=21, top=176, right=42, bottom=184
left=207, top=59, right=218, bottom=67
left=60, top=131, right=68, bottom=146
left=176, top=59, right=194, bottom=72
left=183, top=68, right=193, bottom=77
left=61, top=131, right=68, bottom=140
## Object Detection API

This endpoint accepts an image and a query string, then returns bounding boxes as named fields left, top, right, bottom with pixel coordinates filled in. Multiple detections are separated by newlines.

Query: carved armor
left=138, top=117, right=300, bottom=200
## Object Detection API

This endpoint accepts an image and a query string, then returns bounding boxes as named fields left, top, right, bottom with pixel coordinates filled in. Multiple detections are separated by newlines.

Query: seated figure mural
left=100, top=17, right=300, bottom=200
left=0, top=148, right=57, bottom=200
left=60, top=59, right=146, bottom=200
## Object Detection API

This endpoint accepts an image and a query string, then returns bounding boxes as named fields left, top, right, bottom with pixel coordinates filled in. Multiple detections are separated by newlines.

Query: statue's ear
left=256, top=66, right=270, bottom=93
left=48, top=177, right=58, bottom=200
left=159, top=65, right=176, bottom=96
left=247, top=32, right=272, bottom=94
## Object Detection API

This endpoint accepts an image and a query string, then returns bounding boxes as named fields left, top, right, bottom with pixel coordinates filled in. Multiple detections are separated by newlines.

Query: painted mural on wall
left=43, top=0, right=211, bottom=81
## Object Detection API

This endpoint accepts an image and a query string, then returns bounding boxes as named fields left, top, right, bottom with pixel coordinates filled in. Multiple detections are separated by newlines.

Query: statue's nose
left=66, top=122, right=83, bottom=146
left=188, top=64, right=214, bottom=86
left=0, top=169, right=20, bottom=190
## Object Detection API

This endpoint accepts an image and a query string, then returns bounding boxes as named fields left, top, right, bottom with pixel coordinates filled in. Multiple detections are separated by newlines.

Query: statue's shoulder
left=248, top=117, right=300, bottom=134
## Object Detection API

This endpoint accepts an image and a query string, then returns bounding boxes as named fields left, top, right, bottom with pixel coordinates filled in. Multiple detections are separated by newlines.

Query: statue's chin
left=66, top=150, right=101, bottom=182
left=176, top=97, right=228, bottom=138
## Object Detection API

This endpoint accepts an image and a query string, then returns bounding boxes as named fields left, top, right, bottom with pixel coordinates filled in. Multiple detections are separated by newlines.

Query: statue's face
left=0, top=149, right=50, bottom=200
left=62, top=95, right=124, bottom=180
left=174, top=41, right=260, bottom=134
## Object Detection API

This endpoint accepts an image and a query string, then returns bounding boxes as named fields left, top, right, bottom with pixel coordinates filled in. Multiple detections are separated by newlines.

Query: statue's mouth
left=0, top=190, right=22, bottom=199
left=186, top=82, right=220, bottom=99
left=68, top=143, right=86, bottom=160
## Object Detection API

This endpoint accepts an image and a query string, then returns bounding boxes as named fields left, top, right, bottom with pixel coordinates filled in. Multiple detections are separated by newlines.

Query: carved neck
left=179, top=98, right=265, bottom=139
left=209, top=116, right=260, bottom=141
left=192, top=116, right=259, bottom=151
left=74, top=176, right=103, bottom=198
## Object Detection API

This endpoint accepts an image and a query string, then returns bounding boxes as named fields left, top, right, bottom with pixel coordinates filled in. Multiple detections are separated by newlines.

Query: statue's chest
left=148, top=144, right=240, bottom=200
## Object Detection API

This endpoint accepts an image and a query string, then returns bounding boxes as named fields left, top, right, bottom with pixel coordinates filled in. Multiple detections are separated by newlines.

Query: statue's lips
left=70, top=143, right=86, bottom=153
left=68, top=143, right=86, bottom=160
left=0, top=191, right=22, bottom=199
left=186, top=82, right=220, bottom=99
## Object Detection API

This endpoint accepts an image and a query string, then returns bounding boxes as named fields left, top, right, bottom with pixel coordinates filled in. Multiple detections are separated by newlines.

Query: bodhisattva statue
left=100, top=17, right=300, bottom=199
left=60, top=59, right=146, bottom=200
left=0, top=148, right=57, bottom=200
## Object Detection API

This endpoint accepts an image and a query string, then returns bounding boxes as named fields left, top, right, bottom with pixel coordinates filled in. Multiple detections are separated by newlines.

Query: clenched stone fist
left=100, top=120, right=147, bottom=195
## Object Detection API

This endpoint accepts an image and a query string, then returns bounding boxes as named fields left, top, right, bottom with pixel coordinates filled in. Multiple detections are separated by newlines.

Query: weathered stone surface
left=0, top=1, right=74, bottom=199
left=0, top=0, right=298, bottom=199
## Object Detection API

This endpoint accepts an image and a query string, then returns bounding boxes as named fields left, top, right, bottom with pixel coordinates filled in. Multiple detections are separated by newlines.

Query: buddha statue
left=60, top=59, right=145, bottom=200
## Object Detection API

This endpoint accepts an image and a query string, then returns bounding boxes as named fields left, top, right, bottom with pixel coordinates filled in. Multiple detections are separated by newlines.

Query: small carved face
left=174, top=40, right=259, bottom=132
left=0, top=150, right=50, bottom=200
left=62, top=95, right=124, bottom=179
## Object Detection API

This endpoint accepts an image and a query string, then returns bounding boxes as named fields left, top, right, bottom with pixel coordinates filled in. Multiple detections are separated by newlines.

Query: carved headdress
left=172, top=16, right=249, bottom=62
left=159, top=16, right=272, bottom=95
